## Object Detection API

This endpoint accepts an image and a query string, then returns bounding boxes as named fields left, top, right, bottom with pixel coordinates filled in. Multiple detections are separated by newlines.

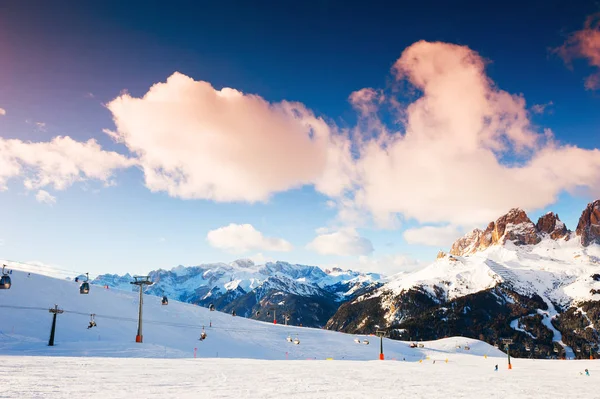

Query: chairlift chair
left=209, top=303, right=215, bottom=311
left=0, top=265, right=11, bottom=290
left=410, top=342, right=417, bottom=348
left=354, top=338, right=361, bottom=344
left=293, top=335, right=300, bottom=345
left=162, top=296, right=168, bottom=305
left=418, top=343, right=425, bottom=348
left=79, top=273, right=90, bottom=294
left=363, top=339, right=370, bottom=345
left=287, top=335, right=293, bottom=342
left=87, top=314, right=97, bottom=329
left=199, top=326, right=207, bottom=341
left=577, top=347, right=582, bottom=353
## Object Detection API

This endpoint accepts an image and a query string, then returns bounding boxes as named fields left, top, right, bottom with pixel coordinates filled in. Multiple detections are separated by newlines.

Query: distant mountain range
left=93, top=260, right=383, bottom=327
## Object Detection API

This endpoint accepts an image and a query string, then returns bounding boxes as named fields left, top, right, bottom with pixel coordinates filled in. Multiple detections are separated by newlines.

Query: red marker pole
left=194, top=348, right=197, bottom=358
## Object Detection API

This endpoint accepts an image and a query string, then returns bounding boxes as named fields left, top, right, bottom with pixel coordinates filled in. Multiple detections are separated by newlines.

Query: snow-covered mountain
left=93, top=260, right=383, bottom=327
left=327, top=200, right=600, bottom=360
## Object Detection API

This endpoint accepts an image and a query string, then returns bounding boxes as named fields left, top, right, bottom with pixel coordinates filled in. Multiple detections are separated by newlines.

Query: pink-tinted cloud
left=555, top=13, right=600, bottom=90
left=106, top=72, right=353, bottom=203
left=0, top=136, right=133, bottom=191
left=348, top=87, right=384, bottom=116
left=344, top=41, right=600, bottom=226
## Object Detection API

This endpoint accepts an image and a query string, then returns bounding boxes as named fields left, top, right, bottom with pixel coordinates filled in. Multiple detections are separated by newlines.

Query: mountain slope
left=327, top=200, right=600, bottom=359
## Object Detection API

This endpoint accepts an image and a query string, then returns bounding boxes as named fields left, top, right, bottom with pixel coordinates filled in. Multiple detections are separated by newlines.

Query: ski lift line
left=1, top=259, right=90, bottom=275
left=1, top=305, right=270, bottom=333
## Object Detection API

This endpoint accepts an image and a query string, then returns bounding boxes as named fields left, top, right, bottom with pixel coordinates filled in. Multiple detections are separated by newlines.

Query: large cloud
left=206, top=223, right=293, bottom=253
left=306, top=228, right=374, bottom=256
left=0, top=136, right=133, bottom=192
left=555, top=14, right=600, bottom=90
left=348, top=41, right=600, bottom=227
left=106, top=72, right=353, bottom=203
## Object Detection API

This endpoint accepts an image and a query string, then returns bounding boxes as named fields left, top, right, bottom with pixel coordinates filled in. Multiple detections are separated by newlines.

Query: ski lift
left=79, top=273, right=90, bottom=294
left=354, top=338, right=361, bottom=344
left=87, top=314, right=97, bottom=329
left=534, top=346, right=540, bottom=353
left=463, top=344, right=470, bottom=350
left=162, top=296, right=168, bottom=305
left=363, top=339, right=370, bottom=345
left=293, top=335, right=300, bottom=345
left=200, top=326, right=207, bottom=341
left=231, top=310, right=236, bottom=316
left=287, top=335, right=293, bottom=342
left=525, top=345, right=531, bottom=352
left=576, top=347, right=582, bottom=353
left=0, top=265, right=11, bottom=290
left=553, top=347, right=559, bottom=353
left=209, top=303, right=215, bottom=311
left=256, top=311, right=261, bottom=317
left=410, top=342, right=417, bottom=348
left=456, top=345, right=461, bottom=349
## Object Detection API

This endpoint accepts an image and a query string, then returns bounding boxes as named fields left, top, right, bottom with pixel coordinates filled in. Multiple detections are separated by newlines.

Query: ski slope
left=0, top=270, right=502, bottom=361
left=2, top=356, right=598, bottom=399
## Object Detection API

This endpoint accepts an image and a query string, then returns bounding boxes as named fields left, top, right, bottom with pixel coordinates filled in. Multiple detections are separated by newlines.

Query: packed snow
left=2, top=355, right=598, bottom=399
left=1, top=270, right=598, bottom=398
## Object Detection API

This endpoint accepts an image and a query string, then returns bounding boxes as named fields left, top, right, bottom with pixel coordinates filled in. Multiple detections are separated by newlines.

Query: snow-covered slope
left=384, top=238, right=600, bottom=306
left=0, top=270, right=500, bottom=361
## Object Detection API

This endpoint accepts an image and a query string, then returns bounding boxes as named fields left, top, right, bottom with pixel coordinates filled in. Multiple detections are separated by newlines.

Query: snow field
left=2, top=355, right=598, bottom=399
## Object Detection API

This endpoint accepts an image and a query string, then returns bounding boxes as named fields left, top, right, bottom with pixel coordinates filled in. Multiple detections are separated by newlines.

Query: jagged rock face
left=536, top=212, right=569, bottom=240
left=436, top=251, right=446, bottom=259
left=450, top=209, right=540, bottom=256
left=576, top=200, right=600, bottom=247
left=449, top=229, right=483, bottom=256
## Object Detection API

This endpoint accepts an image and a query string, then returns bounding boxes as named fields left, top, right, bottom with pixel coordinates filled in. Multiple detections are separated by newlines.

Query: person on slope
left=494, top=365, right=498, bottom=371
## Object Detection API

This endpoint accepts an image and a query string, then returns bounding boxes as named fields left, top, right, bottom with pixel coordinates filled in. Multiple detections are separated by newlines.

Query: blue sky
left=0, top=1, right=599, bottom=276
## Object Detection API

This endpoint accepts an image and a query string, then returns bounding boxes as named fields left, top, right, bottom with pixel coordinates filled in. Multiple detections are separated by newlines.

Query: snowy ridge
left=381, top=238, right=600, bottom=307
left=0, top=270, right=501, bottom=362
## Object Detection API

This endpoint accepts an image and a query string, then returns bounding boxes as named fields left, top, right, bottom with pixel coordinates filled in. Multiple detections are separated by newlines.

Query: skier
left=494, top=364, right=498, bottom=371
left=585, top=369, right=590, bottom=376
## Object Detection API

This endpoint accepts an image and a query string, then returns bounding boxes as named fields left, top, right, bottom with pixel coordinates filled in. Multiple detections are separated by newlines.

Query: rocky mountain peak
left=450, top=208, right=540, bottom=256
left=536, top=212, right=569, bottom=240
left=576, top=200, right=600, bottom=246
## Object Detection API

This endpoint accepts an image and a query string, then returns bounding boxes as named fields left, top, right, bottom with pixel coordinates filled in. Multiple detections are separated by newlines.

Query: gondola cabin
left=79, top=272, right=90, bottom=294
left=0, top=265, right=11, bottom=290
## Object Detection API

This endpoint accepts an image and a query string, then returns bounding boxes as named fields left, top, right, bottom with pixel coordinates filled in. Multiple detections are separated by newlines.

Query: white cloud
left=306, top=228, right=373, bottom=256
left=0, top=136, right=134, bottom=192
left=0, top=108, right=5, bottom=116
left=342, top=40, right=600, bottom=227
left=403, top=225, right=463, bottom=247
left=105, top=72, right=353, bottom=203
left=206, top=223, right=293, bottom=253
left=35, top=189, right=56, bottom=205
left=326, top=254, right=425, bottom=276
